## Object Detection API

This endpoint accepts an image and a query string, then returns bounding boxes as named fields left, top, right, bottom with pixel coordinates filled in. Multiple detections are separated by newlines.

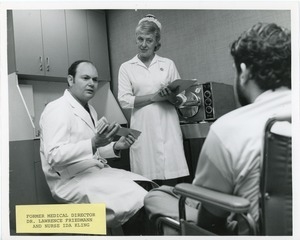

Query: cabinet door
left=65, top=10, right=90, bottom=66
left=87, top=10, right=111, bottom=81
left=41, top=10, right=69, bottom=78
left=12, top=10, right=44, bottom=76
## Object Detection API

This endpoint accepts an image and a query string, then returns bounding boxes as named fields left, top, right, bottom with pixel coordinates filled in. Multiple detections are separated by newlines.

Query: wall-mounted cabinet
left=65, top=10, right=111, bottom=81
left=87, top=10, right=111, bottom=81
left=12, top=10, right=111, bottom=81
left=13, top=10, right=69, bottom=78
left=65, top=10, right=90, bottom=66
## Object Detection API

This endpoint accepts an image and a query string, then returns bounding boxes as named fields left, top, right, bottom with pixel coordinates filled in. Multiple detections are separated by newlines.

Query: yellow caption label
left=16, top=203, right=106, bottom=235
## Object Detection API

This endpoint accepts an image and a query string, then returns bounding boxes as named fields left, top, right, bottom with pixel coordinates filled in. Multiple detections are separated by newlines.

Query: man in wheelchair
left=144, top=22, right=291, bottom=235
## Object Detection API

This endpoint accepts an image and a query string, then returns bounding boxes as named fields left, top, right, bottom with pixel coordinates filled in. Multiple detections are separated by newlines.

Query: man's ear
left=240, top=63, right=249, bottom=85
left=67, top=75, right=74, bottom=86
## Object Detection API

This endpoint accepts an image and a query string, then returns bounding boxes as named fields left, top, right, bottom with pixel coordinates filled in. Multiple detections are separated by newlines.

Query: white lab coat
left=40, top=89, right=154, bottom=227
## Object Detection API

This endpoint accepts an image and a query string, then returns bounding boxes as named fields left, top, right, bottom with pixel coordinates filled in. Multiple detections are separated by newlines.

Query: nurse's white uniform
left=40, top=90, right=154, bottom=227
left=118, top=54, right=189, bottom=180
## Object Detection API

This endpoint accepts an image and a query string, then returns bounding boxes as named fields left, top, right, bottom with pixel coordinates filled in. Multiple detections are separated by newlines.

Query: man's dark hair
left=230, top=22, right=291, bottom=90
left=68, top=60, right=93, bottom=78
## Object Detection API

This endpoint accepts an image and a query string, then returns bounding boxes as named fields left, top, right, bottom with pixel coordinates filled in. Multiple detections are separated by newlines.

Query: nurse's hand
left=159, top=86, right=172, bottom=97
left=154, top=87, right=177, bottom=103
left=114, top=134, right=136, bottom=151
left=92, top=122, right=120, bottom=152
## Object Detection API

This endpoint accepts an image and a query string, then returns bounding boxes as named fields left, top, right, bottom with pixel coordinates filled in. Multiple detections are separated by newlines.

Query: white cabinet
left=13, top=10, right=69, bottom=78
left=65, top=10, right=111, bottom=81
left=40, top=11, right=69, bottom=77
left=13, top=10, right=43, bottom=76
left=65, top=10, right=90, bottom=65
left=87, top=10, right=111, bottom=81
left=12, top=10, right=111, bottom=81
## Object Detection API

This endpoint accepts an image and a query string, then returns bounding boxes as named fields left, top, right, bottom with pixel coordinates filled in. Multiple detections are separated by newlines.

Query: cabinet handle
left=46, top=57, right=50, bottom=72
left=39, top=56, right=43, bottom=71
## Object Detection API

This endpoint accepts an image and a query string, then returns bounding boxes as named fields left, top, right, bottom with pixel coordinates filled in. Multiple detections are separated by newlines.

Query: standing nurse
left=118, top=14, right=189, bottom=185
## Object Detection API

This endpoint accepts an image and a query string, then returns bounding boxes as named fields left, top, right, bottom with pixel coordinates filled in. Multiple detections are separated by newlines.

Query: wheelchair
left=154, top=115, right=292, bottom=236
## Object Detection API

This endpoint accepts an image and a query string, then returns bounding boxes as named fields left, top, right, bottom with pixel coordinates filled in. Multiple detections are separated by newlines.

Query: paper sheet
left=116, top=127, right=141, bottom=139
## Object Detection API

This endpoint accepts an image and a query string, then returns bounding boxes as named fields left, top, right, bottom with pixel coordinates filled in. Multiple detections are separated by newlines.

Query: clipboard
left=152, top=79, right=197, bottom=102
left=116, top=127, right=141, bottom=139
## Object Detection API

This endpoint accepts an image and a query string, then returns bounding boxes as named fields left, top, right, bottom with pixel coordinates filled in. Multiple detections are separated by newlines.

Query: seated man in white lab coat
left=39, top=60, right=157, bottom=234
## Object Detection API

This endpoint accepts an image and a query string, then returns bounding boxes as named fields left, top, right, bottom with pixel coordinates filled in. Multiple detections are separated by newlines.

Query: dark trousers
left=122, top=207, right=155, bottom=235
left=122, top=180, right=158, bottom=235
left=153, top=176, right=187, bottom=187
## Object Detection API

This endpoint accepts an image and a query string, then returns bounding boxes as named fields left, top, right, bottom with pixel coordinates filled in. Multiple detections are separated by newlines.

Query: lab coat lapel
left=64, top=90, right=96, bottom=132
left=89, top=106, right=98, bottom=126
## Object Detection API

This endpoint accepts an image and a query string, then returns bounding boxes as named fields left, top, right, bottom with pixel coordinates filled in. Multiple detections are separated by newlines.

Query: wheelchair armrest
left=157, top=216, right=180, bottom=229
left=174, top=183, right=250, bottom=213
left=156, top=216, right=180, bottom=235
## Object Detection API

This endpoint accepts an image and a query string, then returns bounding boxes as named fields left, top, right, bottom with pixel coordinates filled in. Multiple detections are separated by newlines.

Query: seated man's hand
left=114, top=134, right=136, bottom=151
left=92, top=122, right=120, bottom=151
